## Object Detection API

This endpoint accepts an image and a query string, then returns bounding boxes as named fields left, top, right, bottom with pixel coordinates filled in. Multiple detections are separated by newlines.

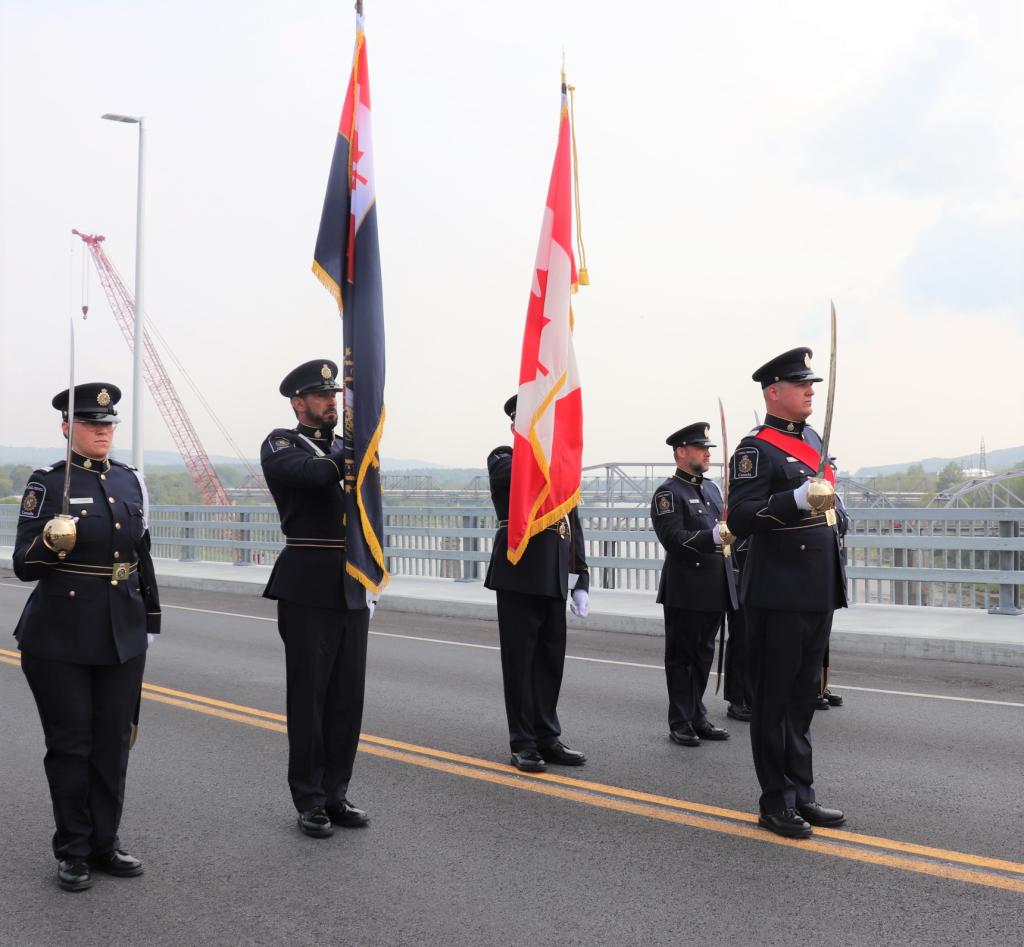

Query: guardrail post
left=989, top=519, right=1022, bottom=615
left=234, top=509, right=251, bottom=567
left=180, top=509, right=196, bottom=561
left=602, top=530, right=617, bottom=589
left=456, top=514, right=477, bottom=582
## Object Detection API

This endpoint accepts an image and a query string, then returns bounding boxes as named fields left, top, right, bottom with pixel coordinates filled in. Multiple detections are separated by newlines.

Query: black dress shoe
left=57, top=859, right=92, bottom=892
left=814, top=693, right=830, bottom=709
left=538, top=741, right=586, bottom=766
left=326, top=800, right=370, bottom=828
left=758, top=808, right=813, bottom=839
left=510, top=749, right=547, bottom=773
left=726, top=703, right=752, bottom=722
left=824, top=688, right=844, bottom=707
left=694, top=719, right=730, bottom=741
left=297, top=807, right=335, bottom=838
left=669, top=723, right=700, bottom=747
left=89, top=849, right=143, bottom=877
left=797, top=801, right=846, bottom=827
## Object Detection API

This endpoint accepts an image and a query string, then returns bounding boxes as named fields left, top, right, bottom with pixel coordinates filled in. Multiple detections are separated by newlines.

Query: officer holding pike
left=13, top=382, right=161, bottom=892
left=651, top=421, right=737, bottom=747
left=726, top=325, right=849, bottom=839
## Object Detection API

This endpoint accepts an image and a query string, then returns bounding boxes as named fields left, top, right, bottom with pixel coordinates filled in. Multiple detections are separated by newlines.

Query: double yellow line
left=2, top=646, right=1022, bottom=894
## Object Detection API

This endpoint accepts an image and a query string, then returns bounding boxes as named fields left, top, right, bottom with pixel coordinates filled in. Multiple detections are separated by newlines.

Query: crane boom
left=72, top=229, right=231, bottom=505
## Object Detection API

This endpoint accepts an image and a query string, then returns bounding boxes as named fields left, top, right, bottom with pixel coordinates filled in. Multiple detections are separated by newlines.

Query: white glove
left=366, top=592, right=378, bottom=620
left=793, top=479, right=811, bottom=511
left=147, top=633, right=155, bottom=645
left=712, top=524, right=723, bottom=545
left=570, top=589, right=590, bottom=618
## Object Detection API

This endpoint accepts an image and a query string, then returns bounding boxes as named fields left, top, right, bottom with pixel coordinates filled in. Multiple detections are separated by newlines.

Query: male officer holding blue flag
left=261, top=360, right=372, bottom=839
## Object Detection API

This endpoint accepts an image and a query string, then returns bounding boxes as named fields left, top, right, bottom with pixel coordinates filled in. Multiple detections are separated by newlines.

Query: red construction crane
left=72, top=229, right=232, bottom=505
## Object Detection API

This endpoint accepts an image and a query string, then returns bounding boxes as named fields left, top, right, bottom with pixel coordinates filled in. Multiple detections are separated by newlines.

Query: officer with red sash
left=726, top=348, right=848, bottom=838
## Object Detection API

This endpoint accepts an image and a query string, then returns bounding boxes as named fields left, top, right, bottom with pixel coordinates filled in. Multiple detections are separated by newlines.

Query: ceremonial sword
left=816, top=300, right=838, bottom=478
left=807, top=301, right=839, bottom=525
left=715, top=397, right=732, bottom=694
left=42, top=316, right=79, bottom=557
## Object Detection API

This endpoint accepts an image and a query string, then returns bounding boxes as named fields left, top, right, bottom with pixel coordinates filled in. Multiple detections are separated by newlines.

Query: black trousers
left=21, top=652, right=146, bottom=860
left=277, top=601, right=369, bottom=812
left=746, top=607, right=831, bottom=815
left=663, top=607, right=722, bottom=730
left=495, top=590, right=567, bottom=753
left=723, top=608, right=752, bottom=708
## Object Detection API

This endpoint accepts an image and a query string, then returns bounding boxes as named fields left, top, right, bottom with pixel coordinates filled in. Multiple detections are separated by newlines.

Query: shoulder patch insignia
left=269, top=436, right=292, bottom=452
left=734, top=448, right=759, bottom=479
left=20, top=481, right=46, bottom=518
left=655, top=491, right=674, bottom=515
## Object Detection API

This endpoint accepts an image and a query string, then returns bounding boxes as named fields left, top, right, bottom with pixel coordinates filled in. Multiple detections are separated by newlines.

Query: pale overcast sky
left=1, top=0, right=1022, bottom=472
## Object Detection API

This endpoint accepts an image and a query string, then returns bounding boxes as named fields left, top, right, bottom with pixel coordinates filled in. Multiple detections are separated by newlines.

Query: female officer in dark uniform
left=13, top=383, right=161, bottom=891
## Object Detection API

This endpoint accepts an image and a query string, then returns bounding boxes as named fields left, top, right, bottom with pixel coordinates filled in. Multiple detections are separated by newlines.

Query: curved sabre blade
left=816, top=301, right=837, bottom=477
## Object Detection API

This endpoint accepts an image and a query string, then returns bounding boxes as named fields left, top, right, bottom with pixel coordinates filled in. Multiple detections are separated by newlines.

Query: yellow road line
left=3, top=646, right=1023, bottom=889
left=355, top=743, right=1024, bottom=895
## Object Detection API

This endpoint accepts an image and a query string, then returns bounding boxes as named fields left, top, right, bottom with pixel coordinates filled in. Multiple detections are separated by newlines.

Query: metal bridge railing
left=2, top=504, right=1021, bottom=614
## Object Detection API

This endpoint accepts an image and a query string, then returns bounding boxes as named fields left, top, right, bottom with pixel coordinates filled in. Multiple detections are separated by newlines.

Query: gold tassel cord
left=567, top=82, right=590, bottom=286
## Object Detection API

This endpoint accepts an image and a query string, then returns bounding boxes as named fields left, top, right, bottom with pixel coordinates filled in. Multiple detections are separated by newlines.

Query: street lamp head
left=101, top=113, right=141, bottom=124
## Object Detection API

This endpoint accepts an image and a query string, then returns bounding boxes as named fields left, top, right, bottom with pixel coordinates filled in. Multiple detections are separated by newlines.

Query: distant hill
left=1, top=445, right=447, bottom=472
left=856, top=445, right=1024, bottom=478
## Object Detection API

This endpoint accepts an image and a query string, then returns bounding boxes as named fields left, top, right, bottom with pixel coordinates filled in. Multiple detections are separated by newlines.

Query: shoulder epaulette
left=110, top=458, right=137, bottom=470
left=38, top=461, right=65, bottom=474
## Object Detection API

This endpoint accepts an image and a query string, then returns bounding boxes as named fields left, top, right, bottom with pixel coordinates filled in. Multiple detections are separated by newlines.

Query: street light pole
left=101, top=112, right=146, bottom=473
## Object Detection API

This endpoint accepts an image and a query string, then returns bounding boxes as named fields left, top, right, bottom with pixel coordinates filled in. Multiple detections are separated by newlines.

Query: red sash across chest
left=755, top=427, right=835, bottom=484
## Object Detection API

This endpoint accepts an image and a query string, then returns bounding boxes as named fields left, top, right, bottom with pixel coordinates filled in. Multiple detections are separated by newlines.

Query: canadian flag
left=506, top=82, right=583, bottom=565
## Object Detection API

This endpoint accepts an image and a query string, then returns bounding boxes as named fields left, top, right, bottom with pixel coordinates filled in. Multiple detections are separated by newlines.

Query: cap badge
left=96, top=388, right=111, bottom=407
left=804, top=353, right=812, bottom=369
left=704, top=426, right=710, bottom=439
left=321, top=364, right=332, bottom=380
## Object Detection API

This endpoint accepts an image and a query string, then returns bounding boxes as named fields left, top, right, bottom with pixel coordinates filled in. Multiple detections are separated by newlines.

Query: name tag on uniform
left=69, top=497, right=94, bottom=504
left=688, top=498, right=700, bottom=503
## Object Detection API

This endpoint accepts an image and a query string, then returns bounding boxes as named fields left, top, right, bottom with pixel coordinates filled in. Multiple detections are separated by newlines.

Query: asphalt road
left=1, top=571, right=1022, bottom=946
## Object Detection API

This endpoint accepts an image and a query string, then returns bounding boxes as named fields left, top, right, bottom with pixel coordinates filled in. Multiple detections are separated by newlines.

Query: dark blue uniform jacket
left=261, top=426, right=367, bottom=611
left=652, top=470, right=738, bottom=612
left=727, top=422, right=848, bottom=612
left=483, top=446, right=589, bottom=600
left=13, top=454, right=161, bottom=665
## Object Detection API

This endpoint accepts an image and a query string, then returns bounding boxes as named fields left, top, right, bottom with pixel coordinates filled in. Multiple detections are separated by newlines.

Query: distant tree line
left=1, top=464, right=257, bottom=505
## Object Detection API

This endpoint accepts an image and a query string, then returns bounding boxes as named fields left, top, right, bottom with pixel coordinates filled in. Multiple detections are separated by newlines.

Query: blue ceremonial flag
left=312, top=11, right=387, bottom=594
